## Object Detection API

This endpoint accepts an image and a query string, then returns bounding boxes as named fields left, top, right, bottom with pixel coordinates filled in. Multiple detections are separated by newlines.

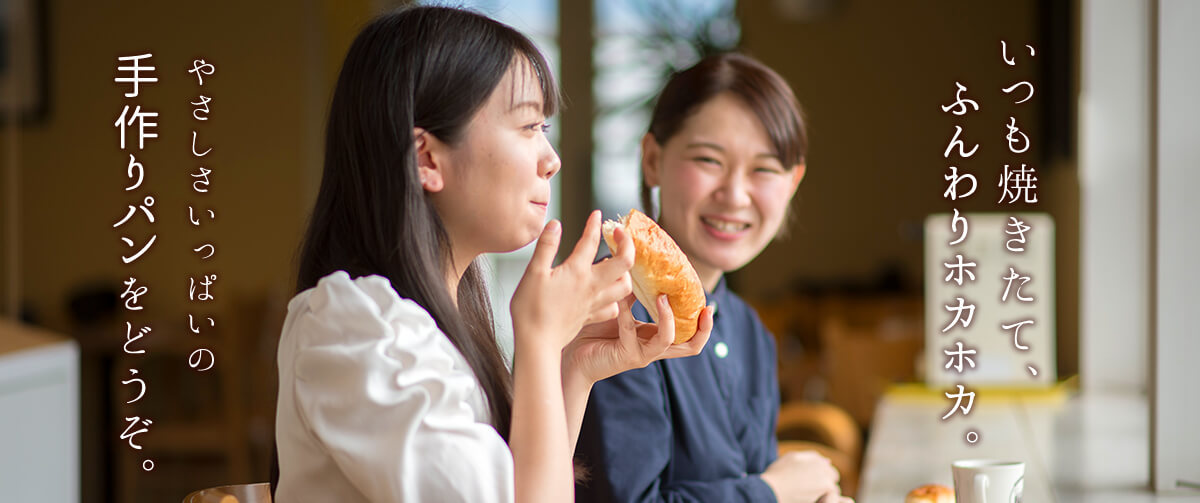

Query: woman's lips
left=700, top=215, right=751, bottom=241
left=531, top=201, right=548, bottom=212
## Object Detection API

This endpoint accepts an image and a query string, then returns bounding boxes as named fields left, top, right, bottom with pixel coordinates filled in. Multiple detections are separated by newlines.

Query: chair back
left=183, top=482, right=271, bottom=503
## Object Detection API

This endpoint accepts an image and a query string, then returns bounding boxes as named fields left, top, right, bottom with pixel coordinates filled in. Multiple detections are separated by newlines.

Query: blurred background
left=1, top=0, right=1196, bottom=501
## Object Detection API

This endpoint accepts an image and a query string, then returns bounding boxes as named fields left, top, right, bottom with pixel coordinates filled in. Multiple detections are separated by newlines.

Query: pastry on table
left=905, top=484, right=954, bottom=503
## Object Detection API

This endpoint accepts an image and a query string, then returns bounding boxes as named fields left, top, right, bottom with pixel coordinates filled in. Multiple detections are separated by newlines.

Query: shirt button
left=714, top=341, right=729, bottom=359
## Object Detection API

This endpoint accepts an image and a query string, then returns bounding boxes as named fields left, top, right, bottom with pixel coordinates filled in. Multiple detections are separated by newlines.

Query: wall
left=3, top=0, right=374, bottom=335
left=2, top=1, right=374, bottom=498
left=1153, top=0, right=1200, bottom=491
left=1078, top=0, right=1151, bottom=394
left=734, top=0, right=1081, bottom=376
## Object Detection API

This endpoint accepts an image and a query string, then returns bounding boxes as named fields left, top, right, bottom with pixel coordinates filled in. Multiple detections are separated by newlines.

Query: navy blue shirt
left=575, top=277, right=780, bottom=502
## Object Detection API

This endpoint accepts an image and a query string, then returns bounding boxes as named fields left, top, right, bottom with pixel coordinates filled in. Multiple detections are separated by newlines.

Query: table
left=0, top=318, right=80, bottom=503
left=858, top=386, right=1200, bottom=502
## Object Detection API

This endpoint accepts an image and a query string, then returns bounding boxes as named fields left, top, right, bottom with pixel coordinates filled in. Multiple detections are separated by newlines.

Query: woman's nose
left=539, top=145, right=561, bottom=180
left=715, top=170, right=752, bottom=208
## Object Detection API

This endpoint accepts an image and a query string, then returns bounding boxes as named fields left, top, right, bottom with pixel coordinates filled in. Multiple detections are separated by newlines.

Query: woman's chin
left=492, top=230, right=542, bottom=255
left=696, top=250, right=753, bottom=275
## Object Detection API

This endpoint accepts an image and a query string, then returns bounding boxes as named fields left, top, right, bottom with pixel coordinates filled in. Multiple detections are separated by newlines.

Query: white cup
left=951, top=459, right=1024, bottom=503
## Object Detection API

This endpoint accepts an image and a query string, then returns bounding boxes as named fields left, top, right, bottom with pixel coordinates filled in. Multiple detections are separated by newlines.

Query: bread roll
left=601, top=209, right=706, bottom=343
left=905, top=484, right=955, bottom=503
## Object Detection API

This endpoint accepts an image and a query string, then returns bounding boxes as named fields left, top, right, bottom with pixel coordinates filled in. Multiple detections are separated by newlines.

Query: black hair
left=642, top=52, right=806, bottom=215
left=273, top=5, right=559, bottom=494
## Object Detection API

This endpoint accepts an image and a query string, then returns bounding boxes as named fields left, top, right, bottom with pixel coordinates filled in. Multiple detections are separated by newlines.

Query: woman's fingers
left=614, top=295, right=641, bottom=352
left=598, top=273, right=633, bottom=304
left=591, top=226, right=635, bottom=285
left=816, top=487, right=852, bottom=503
left=645, top=295, right=675, bottom=354
left=611, top=225, right=635, bottom=269
left=582, top=273, right=631, bottom=326
left=616, top=295, right=637, bottom=334
left=807, top=451, right=840, bottom=484
left=654, top=292, right=676, bottom=325
left=680, top=305, right=713, bottom=353
left=816, top=490, right=841, bottom=503
left=656, top=305, right=713, bottom=360
left=570, top=212, right=634, bottom=319
left=585, top=302, right=619, bottom=325
left=567, top=210, right=602, bottom=267
left=528, top=219, right=561, bottom=272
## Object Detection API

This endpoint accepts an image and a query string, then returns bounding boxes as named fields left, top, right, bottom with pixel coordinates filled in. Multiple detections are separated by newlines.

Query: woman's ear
left=641, top=133, right=662, bottom=188
left=414, top=127, right=445, bottom=193
left=789, top=160, right=807, bottom=194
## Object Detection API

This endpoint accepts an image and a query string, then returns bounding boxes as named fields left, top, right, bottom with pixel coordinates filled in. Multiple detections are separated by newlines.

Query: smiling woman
left=642, top=90, right=805, bottom=289
left=576, top=53, right=853, bottom=503
left=641, top=53, right=807, bottom=290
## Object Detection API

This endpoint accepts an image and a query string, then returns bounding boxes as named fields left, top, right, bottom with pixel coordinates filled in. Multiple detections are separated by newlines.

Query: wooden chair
left=819, top=296, right=923, bottom=427
left=776, top=401, right=862, bottom=497
left=113, top=293, right=277, bottom=500
left=182, top=482, right=271, bottom=503
left=777, top=401, right=861, bottom=461
left=234, top=289, right=290, bottom=483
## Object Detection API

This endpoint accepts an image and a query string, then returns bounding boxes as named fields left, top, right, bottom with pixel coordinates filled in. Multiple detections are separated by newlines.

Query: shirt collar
left=706, top=275, right=728, bottom=320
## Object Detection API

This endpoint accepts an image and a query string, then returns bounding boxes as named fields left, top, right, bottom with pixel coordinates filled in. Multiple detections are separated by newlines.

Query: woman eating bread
left=575, top=53, right=853, bottom=503
left=270, top=6, right=714, bottom=502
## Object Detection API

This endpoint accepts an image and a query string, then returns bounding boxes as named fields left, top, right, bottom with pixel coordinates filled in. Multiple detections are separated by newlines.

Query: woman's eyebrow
left=684, top=142, right=725, bottom=152
left=686, top=142, right=778, bottom=160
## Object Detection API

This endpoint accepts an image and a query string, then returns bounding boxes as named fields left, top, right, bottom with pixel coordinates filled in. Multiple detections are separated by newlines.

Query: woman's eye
left=754, top=166, right=784, bottom=175
left=525, top=122, right=549, bottom=133
left=693, top=156, right=720, bottom=165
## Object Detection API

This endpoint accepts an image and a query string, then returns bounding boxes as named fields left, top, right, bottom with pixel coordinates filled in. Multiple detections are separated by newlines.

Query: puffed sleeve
left=290, top=273, right=514, bottom=503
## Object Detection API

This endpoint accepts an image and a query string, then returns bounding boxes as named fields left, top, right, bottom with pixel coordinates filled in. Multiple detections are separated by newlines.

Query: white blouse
left=275, top=271, right=515, bottom=502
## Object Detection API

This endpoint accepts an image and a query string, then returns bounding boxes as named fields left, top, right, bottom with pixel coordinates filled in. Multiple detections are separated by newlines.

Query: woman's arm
left=507, top=213, right=637, bottom=501
left=510, top=331, right=575, bottom=502
left=562, top=362, right=594, bottom=455
left=510, top=213, right=713, bottom=500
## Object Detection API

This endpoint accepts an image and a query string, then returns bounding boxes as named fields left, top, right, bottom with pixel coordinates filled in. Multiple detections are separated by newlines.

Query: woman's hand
left=761, top=451, right=850, bottom=503
left=510, top=211, right=635, bottom=351
left=563, top=292, right=714, bottom=385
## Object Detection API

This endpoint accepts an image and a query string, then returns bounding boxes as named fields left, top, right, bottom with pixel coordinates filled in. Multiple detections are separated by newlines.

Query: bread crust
left=602, top=209, right=706, bottom=343
left=905, top=484, right=955, bottom=503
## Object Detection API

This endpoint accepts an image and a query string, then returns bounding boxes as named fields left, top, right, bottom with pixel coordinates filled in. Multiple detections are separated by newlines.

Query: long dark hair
left=641, top=52, right=807, bottom=216
left=287, top=2, right=556, bottom=457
